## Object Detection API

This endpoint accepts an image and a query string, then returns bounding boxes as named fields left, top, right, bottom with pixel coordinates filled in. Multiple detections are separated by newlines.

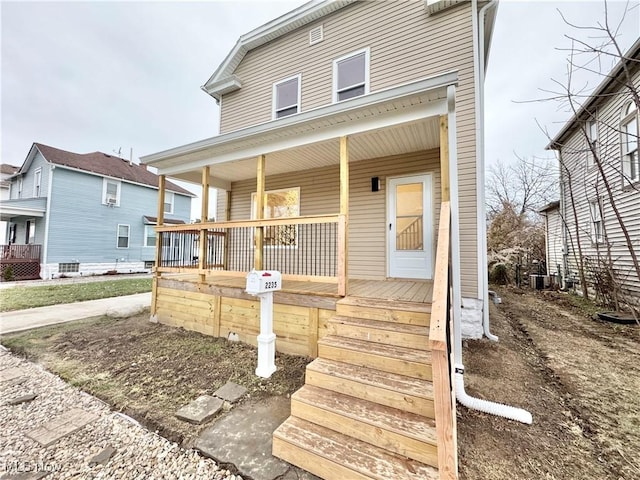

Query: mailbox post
left=245, top=269, right=282, bottom=378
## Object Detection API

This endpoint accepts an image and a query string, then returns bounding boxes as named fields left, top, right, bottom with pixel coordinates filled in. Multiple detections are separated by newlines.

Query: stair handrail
left=429, top=201, right=458, bottom=480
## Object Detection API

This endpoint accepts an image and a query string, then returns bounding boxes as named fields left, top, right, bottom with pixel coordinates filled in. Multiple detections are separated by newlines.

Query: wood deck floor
left=163, top=274, right=433, bottom=304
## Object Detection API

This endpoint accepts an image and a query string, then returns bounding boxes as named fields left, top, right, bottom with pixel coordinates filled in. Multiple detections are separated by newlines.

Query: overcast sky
left=1, top=1, right=638, bottom=185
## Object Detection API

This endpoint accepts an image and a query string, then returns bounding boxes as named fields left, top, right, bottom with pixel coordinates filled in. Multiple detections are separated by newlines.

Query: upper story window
left=33, top=168, right=42, bottom=197
left=17, top=177, right=23, bottom=198
left=273, top=74, right=301, bottom=119
left=103, top=178, right=121, bottom=206
left=333, top=48, right=370, bottom=103
left=586, top=119, right=598, bottom=168
left=164, top=191, right=175, bottom=214
left=621, top=101, right=639, bottom=184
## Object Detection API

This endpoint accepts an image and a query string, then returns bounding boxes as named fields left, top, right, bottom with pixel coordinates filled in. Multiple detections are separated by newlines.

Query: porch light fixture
left=371, top=177, right=380, bottom=192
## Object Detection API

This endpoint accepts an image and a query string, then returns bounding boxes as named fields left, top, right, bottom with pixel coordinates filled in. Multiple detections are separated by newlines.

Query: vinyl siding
left=9, top=151, right=50, bottom=200
left=557, top=66, right=640, bottom=298
left=218, top=1, right=479, bottom=295
left=45, top=167, right=191, bottom=264
left=543, top=208, right=564, bottom=276
left=217, top=150, right=441, bottom=280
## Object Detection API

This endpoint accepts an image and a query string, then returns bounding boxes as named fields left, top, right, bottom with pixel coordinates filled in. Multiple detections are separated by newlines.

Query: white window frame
left=621, top=101, right=639, bottom=184
left=33, top=168, right=42, bottom=198
left=332, top=47, right=370, bottom=103
left=17, top=177, right=23, bottom=198
left=164, top=191, right=175, bottom=215
left=586, top=119, right=598, bottom=168
left=251, top=187, right=301, bottom=248
left=144, top=225, right=156, bottom=247
left=589, top=199, right=604, bottom=245
left=117, top=224, right=130, bottom=249
left=103, top=178, right=121, bottom=206
left=272, top=74, right=302, bottom=120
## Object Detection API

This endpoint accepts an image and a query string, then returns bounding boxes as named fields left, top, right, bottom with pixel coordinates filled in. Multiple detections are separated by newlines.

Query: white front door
left=387, top=174, right=433, bottom=279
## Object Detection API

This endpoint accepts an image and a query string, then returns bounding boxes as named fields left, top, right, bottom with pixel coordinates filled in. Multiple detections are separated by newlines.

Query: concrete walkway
left=0, top=292, right=151, bottom=335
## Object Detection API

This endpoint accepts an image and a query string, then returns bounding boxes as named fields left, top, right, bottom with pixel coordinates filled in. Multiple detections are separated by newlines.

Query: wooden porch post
left=439, top=115, right=450, bottom=203
left=255, top=154, right=265, bottom=270
left=338, top=136, right=349, bottom=296
left=152, top=174, right=166, bottom=316
left=199, top=166, right=210, bottom=282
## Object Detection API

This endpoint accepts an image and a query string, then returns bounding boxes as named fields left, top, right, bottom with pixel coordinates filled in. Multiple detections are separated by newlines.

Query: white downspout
left=473, top=0, right=498, bottom=341
left=451, top=11, right=532, bottom=424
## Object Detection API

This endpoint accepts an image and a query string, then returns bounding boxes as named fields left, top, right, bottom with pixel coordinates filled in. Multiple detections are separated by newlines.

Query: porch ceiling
left=143, top=72, right=457, bottom=188
left=172, top=117, right=441, bottom=185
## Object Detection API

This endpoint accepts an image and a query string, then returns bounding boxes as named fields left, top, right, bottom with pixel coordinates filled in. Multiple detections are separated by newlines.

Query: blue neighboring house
left=0, top=143, right=193, bottom=280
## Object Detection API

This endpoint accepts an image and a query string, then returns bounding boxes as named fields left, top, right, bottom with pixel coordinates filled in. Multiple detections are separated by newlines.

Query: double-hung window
left=117, top=224, right=130, bottom=248
left=164, top=191, right=175, bottom=215
left=17, top=178, right=23, bottom=199
left=621, top=101, right=639, bottom=184
left=589, top=199, right=604, bottom=245
left=144, top=225, right=156, bottom=247
left=33, top=168, right=42, bottom=197
left=586, top=119, right=598, bottom=168
left=273, top=75, right=301, bottom=119
left=333, top=48, right=370, bottom=102
left=103, top=178, right=121, bottom=206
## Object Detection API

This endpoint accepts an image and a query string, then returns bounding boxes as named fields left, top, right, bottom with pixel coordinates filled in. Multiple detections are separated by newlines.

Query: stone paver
left=214, top=382, right=247, bottom=403
left=195, top=396, right=291, bottom=480
left=88, top=446, right=117, bottom=466
left=26, top=408, right=100, bottom=447
left=176, top=395, right=224, bottom=425
left=6, top=393, right=37, bottom=405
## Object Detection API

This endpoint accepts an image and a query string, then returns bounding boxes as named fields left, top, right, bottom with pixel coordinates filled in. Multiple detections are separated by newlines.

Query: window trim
left=251, top=187, right=301, bottom=248
left=103, top=178, right=121, bottom=206
left=17, top=177, right=23, bottom=199
left=33, top=168, right=42, bottom=198
left=164, top=191, right=175, bottom=215
left=586, top=119, right=598, bottom=169
left=621, top=100, right=639, bottom=184
left=144, top=225, right=157, bottom=248
left=272, top=74, right=302, bottom=120
left=117, top=224, right=130, bottom=249
left=332, top=47, right=370, bottom=103
left=589, top=198, right=604, bottom=245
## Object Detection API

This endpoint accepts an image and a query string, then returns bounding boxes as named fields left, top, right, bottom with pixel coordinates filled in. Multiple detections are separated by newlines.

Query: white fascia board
left=143, top=71, right=459, bottom=167
left=202, top=75, right=243, bottom=102
left=0, top=206, right=46, bottom=217
left=203, top=0, right=355, bottom=90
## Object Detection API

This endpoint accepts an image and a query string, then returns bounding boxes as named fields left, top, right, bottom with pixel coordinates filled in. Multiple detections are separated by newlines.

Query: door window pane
left=395, top=183, right=423, bottom=251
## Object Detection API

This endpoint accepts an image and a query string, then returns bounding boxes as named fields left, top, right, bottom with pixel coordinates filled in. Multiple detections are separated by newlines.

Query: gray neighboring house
left=547, top=38, right=640, bottom=298
left=0, top=143, right=193, bottom=280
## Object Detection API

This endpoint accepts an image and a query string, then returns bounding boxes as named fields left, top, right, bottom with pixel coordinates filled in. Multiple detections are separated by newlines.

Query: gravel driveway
left=0, top=347, right=240, bottom=480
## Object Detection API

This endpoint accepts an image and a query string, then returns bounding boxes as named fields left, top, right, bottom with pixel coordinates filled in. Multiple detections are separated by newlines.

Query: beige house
left=142, top=1, right=504, bottom=478
left=547, top=38, right=640, bottom=303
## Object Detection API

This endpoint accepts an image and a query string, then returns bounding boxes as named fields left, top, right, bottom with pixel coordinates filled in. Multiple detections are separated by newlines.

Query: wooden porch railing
left=429, top=201, right=458, bottom=479
left=155, top=214, right=346, bottom=290
left=1, top=244, right=42, bottom=281
left=1, top=244, right=42, bottom=261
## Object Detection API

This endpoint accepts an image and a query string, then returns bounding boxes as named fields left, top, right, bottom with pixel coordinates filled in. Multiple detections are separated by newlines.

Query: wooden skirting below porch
left=152, top=274, right=433, bottom=358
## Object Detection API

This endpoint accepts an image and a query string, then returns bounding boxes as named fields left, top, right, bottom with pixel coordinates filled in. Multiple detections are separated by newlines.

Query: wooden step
left=318, top=335, right=432, bottom=380
left=336, top=296, right=430, bottom=326
left=273, top=416, right=439, bottom=480
left=328, top=315, right=430, bottom=351
left=291, top=385, right=438, bottom=467
left=305, top=358, right=434, bottom=417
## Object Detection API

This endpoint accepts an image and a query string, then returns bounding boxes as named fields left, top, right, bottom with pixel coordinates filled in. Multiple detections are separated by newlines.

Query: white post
left=255, top=291, right=277, bottom=378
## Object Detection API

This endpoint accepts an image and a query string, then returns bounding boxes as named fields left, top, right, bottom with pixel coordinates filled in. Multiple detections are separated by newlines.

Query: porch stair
left=273, top=296, right=442, bottom=479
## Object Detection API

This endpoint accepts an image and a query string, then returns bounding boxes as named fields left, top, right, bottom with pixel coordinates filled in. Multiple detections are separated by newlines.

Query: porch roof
left=0, top=197, right=46, bottom=221
left=141, top=72, right=457, bottom=189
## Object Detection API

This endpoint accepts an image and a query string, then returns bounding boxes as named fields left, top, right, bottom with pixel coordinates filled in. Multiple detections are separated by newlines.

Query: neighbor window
left=621, top=101, right=639, bottom=183
left=33, top=168, right=42, bottom=197
left=17, top=178, right=23, bottom=198
left=333, top=48, right=370, bottom=102
left=58, top=263, right=80, bottom=273
left=273, top=75, right=301, bottom=119
left=251, top=188, right=300, bottom=247
left=144, top=225, right=156, bottom=247
left=164, top=191, right=175, bottom=214
left=117, top=224, right=130, bottom=248
left=586, top=119, right=598, bottom=168
left=103, top=178, right=121, bottom=206
left=589, top=199, right=604, bottom=245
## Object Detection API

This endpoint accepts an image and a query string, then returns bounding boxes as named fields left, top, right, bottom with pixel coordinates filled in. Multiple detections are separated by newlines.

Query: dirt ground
left=458, top=286, right=640, bottom=480
left=2, top=315, right=310, bottom=448
left=3, top=288, right=639, bottom=479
